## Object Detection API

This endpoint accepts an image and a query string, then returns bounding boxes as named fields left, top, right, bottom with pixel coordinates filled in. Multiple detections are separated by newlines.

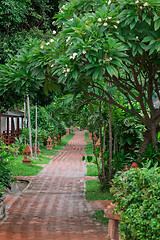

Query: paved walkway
left=0, top=131, right=108, bottom=240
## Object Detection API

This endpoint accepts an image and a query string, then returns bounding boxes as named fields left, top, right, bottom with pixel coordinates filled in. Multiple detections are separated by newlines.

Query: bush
left=111, top=163, right=160, bottom=240
left=0, top=141, right=17, bottom=189
left=0, top=183, right=4, bottom=198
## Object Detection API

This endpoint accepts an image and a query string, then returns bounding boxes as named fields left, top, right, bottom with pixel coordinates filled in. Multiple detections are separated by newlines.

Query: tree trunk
left=24, top=101, right=27, bottom=145
left=35, top=103, right=37, bottom=161
left=27, top=93, right=33, bottom=158
left=99, top=122, right=106, bottom=183
left=108, top=102, right=112, bottom=181
left=103, top=121, right=106, bottom=153
left=91, top=128, right=102, bottom=183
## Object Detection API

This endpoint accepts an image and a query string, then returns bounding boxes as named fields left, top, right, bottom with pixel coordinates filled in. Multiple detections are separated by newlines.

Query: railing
left=0, top=132, right=19, bottom=145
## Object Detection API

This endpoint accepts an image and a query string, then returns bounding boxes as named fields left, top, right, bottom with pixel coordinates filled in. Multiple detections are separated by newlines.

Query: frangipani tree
left=0, top=0, right=160, bottom=151
left=48, top=0, right=160, bottom=149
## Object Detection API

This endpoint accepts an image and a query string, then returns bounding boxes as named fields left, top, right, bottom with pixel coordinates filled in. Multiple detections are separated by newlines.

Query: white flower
left=70, top=18, right=74, bottom=22
left=46, top=42, right=50, bottom=45
left=72, top=53, right=78, bottom=59
left=69, top=42, right=73, bottom=46
left=108, top=0, right=111, bottom=5
left=98, top=18, right=102, bottom=22
left=108, top=17, right=112, bottom=20
left=136, top=36, right=139, bottom=39
left=40, top=45, right=44, bottom=49
left=53, top=30, right=56, bottom=35
left=51, top=64, right=54, bottom=68
left=82, top=50, right=86, bottom=54
left=67, top=68, right=70, bottom=72
left=52, top=21, right=55, bottom=25
left=135, top=0, right=139, bottom=3
left=65, top=73, right=68, bottom=77
left=139, top=6, right=143, bottom=9
left=63, top=69, right=66, bottom=73
left=114, top=25, right=117, bottom=29
left=50, top=39, right=54, bottom=43
left=116, top=20, right=120, bottom=24
left=143, top=2, right=149, bottom=6
left=109, top=57, right=112, bottom=61
left=69, top=56, right=73, bottom=59
left=62, top=5, right=65, bottom=8
left=66, top=36, right=71, bottom=42
left=103, top=22, right=108, bottom=26
left=59, top=9, right=63, bottom=13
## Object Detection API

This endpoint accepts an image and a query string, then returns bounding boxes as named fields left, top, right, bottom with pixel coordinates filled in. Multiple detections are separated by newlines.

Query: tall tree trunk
left=103, top=121, right=106, bottom=153
left=91, top=128, right=102, bottom=183
left=108, top=102, right=112, bottom=181
left=24, top=101, right=27, bottom=145
left=35, top=103, right=37, bottom=161
left=99, top=122, right=106, bottom=183
left=27, top=93, right=33, bottom=158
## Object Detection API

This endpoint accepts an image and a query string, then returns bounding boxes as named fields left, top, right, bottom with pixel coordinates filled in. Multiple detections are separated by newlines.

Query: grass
left=85, top=132, right=94, bottom=155
left=85, top=179, right=113, bottom=201
left=85, top=142, right=93, bottom=155
left=10, top=155, right=43, bottom=176
left=40, top=133, right=75, bottom=156
left=10, top=133, right=75, bottom=176
left=92, top=210, right=109, bottom=226
left=85, top=164, right=99, bottom=176
left=85, top=132, right=90, bottom=140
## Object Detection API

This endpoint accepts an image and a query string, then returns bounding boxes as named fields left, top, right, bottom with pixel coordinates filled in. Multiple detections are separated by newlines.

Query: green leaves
left=154, top=19, right=160, bottom=31
left=111, top=166, right=160, bottom=240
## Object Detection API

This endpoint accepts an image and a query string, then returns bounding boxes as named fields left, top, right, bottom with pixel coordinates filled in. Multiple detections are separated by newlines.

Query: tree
left=1, top=0, right=160, bottom=150
left=48, top=0, right=160, bottom=148
left=0, top=0, right=59, bottom=63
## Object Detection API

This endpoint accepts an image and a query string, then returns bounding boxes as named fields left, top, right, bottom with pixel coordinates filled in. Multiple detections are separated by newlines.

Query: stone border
left=0, top=196, right=5, bottom=220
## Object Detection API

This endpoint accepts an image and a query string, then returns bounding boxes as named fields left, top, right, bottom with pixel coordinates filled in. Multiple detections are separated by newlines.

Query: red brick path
left=0, top=131, right=108, bottom=240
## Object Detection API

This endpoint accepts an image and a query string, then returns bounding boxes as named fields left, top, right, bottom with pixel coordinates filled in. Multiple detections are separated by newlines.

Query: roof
left=0, top=110, right=24, bottom=117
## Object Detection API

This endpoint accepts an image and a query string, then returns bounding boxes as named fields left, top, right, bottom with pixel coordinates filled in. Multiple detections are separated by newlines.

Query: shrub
left=111, top=163, right=160, bottom=240
left=0, top=142, right=17, bottom=189
left=0, top=183, right=4, bottom=198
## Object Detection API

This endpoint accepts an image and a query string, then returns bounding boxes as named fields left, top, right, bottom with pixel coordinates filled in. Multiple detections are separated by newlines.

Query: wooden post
left=17, top=118, right=20, bottom=135
left=7, top=117, right=9, bottom=135
left=11, top=117, right=15, bottom=133
left=7, top=117, right=9, bottom=145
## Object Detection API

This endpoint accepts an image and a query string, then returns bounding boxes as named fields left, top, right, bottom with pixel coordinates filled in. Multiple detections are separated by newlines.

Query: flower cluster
left=69, top=53, right=78, bottom=59
left=135, top=1, right=149, bottom=7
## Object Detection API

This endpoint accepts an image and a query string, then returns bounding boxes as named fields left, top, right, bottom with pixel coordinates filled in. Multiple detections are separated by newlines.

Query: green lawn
left=10, top=133, right=75, bottom=176
left=41, top=133, right=75, bottom=155
left=85, top=179, right=112, bottom=201
left=85, top=142, right=93, bottom=155
left=85, top=132, right=90, bottom=140
left=85, top=164, right=99, bottom=176
left=10, top=155, right=44, bottom=176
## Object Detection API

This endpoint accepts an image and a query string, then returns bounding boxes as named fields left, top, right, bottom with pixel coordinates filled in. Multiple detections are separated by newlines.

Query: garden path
left=0, top=131, right=108, bottom=240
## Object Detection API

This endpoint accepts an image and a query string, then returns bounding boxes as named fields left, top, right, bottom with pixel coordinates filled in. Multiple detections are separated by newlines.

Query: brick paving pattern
left=0, top=131, right=108, bottom=240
